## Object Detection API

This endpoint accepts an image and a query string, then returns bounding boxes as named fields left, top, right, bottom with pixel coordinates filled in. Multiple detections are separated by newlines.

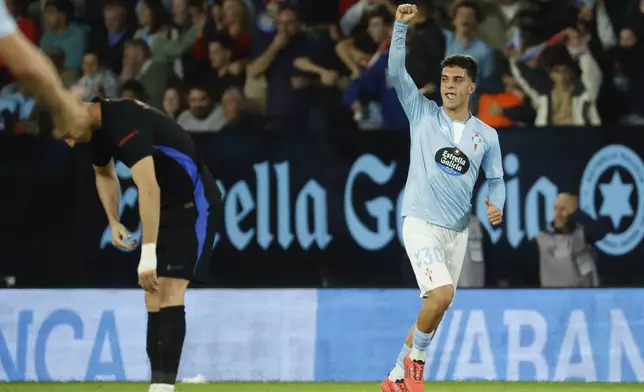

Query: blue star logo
left=599, top=171, right=634, bottom=229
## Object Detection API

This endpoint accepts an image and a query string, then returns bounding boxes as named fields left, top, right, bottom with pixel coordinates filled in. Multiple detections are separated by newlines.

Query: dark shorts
left=156, top=198, right=221, bottom=283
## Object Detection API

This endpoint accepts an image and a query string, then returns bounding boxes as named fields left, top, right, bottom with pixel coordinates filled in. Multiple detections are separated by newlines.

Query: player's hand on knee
left=110, top=222, right=137, bottom=249
left=485, top=199, right=503, bottom=226
left=396, top=4, right=418, bottom=23
left=138, top=270, right=159, bottom=293
left=138, top=243, right=159, bottom=292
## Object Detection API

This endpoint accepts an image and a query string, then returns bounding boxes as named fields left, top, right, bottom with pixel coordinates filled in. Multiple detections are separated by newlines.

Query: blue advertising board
left=1, top=289, right=643, bottom=382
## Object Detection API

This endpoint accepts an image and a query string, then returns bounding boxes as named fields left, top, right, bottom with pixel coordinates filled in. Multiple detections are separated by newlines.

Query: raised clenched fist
left=396, top=4, right=418, bottom=23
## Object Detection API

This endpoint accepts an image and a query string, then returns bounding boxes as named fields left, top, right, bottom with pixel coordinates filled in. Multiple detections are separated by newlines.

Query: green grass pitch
left=0, top=383, right=642, bottom=392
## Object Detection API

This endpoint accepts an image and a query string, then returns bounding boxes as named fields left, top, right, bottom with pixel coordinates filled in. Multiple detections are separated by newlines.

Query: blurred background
left=0, top=0, right=642, bottom=290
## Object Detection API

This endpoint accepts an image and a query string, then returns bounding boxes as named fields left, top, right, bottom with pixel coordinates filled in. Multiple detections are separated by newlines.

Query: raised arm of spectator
left=152, top=25, right=199, bottom=62
left=508, top=58, right=543, bottom=110
left=335, top=38, right=363, bottom=79
left=577, top=49, right=603, bottom=102
left=339, top=2, right=365, bottom=36
left=247, top=33, right=286, bottom=79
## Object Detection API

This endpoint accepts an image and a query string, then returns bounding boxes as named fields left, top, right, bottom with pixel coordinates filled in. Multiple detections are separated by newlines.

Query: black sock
left=158, top=305, right=186, bottom=385
left=147, top=312, right=162, bottom=383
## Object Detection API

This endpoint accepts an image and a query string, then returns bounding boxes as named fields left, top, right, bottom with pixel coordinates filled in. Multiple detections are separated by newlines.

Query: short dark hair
left=121, top=80, right=148, bottom=101
left=440, top=54, right=478, bottom=83
left=188, top=85, right=213, bottom=100
left=368, top=6, right=394, bottom=25
left=209, top=33, right=235, bottom=51
left=125, top=38, right=152, bottom=59
left=453, top=0, right=482, bottom=23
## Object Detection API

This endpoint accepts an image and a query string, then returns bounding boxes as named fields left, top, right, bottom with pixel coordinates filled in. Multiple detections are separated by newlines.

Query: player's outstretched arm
left=388, top=4, right=428, bottom=122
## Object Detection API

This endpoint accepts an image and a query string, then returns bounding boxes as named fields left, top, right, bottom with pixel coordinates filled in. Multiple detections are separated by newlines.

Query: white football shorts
left=402, top=216, right=469, bottom=297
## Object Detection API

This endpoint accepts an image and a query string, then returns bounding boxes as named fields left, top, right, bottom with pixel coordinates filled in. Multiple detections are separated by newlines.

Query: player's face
left=440, top=66, right=475, bottom=110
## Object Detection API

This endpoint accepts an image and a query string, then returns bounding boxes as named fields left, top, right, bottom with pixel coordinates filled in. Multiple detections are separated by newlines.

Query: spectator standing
left=89, top=1, right=134, bottom=76
left=120, top=39, right=176, bottom=109
left=536, top=193, right=609, bottom=288
left=202, top=34, right=246, bottom=101
left=136, top=0, right=199, bottom=79
left=177, top=85, right=227, bottom=131
left=343, top=48, right=408, bottom=130
left=247, top=6, right=314, bottom=132
left=40, top=0, right=86, bottom=72
left=510, top=28, right=603, bottom=126
left=443, top=1, right=495, bottom=88
left=610, top=28, right=644, bottom=124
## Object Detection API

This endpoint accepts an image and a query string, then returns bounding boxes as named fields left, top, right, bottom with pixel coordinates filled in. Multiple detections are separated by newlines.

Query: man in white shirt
left=177, top=86, right=226, bottom=132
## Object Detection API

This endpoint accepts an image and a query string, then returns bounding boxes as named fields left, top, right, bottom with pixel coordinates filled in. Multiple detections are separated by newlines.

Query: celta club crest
left=472, top=133, right=482, bottom=152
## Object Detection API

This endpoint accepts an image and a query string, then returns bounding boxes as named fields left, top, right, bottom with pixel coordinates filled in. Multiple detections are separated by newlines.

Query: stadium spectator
left=40, top=0, right=86, bottom=71
left=220, top=86, right=263, bottom=132
left=201, top=34, right=246, bottom=102
left=610, top=28, right=644, bottom=124
left=247, top=6, right=314, bottom=132
left=343, top=46, right=407, bottom=131
left=336, top=5, right=392, bottom=79
left=536, top=193, right=609, bottom=288
left=120, top=79, right=148, bottom=101
left=120, top=38, right=176, bottom=109
left=162, top=85, right=187, bottom=120
left=478, top=64, right=535, bottom=128
left=135, top=0, right=197, bottom=79
left=509, top=28, right=602, bottom=126
left=88, top=1, right=134, bottom=76
left=443, top=1, right=495, bottom=89
left=75, top=51, right=119, bottom=100
left=177, top=85, right=227, bottom=131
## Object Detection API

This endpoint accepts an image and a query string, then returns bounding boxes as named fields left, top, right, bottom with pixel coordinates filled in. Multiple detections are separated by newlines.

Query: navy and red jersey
left=88, top=98, right=221, bottom=214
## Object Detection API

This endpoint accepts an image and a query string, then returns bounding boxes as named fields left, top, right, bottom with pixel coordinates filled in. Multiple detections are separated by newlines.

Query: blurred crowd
left=0, top=0, right=643, bottom=133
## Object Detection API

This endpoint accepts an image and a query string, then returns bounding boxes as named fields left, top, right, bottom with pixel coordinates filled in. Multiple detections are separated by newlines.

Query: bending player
left=382, top=4, right=506, bottom=392
left=49, top=98, right=222, bottom=392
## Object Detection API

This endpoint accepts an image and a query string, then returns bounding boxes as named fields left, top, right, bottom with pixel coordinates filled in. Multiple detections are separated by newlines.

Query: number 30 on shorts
left=413, top=246, right=444, bottom=268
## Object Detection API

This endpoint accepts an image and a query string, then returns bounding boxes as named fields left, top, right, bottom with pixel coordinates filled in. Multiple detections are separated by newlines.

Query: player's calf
left=146, top=292, right=162, bottom=392
left=404, top=285, right=454, bottom=392
left=156, top=277, right=190, bottom=391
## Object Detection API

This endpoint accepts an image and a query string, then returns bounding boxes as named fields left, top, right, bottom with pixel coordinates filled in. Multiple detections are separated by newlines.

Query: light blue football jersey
left=0, top=0, right=15, bottom=38
left=389, top=21, right=506, bottom=232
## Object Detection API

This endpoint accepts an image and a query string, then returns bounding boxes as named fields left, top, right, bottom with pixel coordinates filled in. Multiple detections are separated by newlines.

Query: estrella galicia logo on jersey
left=579, top=145, right=644, bottom=256
left=435, top=147, right=470, bottom=176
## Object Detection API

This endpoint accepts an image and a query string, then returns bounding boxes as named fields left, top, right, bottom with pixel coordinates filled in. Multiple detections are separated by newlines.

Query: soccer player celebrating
left=382, top=4, right=506, bottom=392
left=50, top=98, right=222, bottom=392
